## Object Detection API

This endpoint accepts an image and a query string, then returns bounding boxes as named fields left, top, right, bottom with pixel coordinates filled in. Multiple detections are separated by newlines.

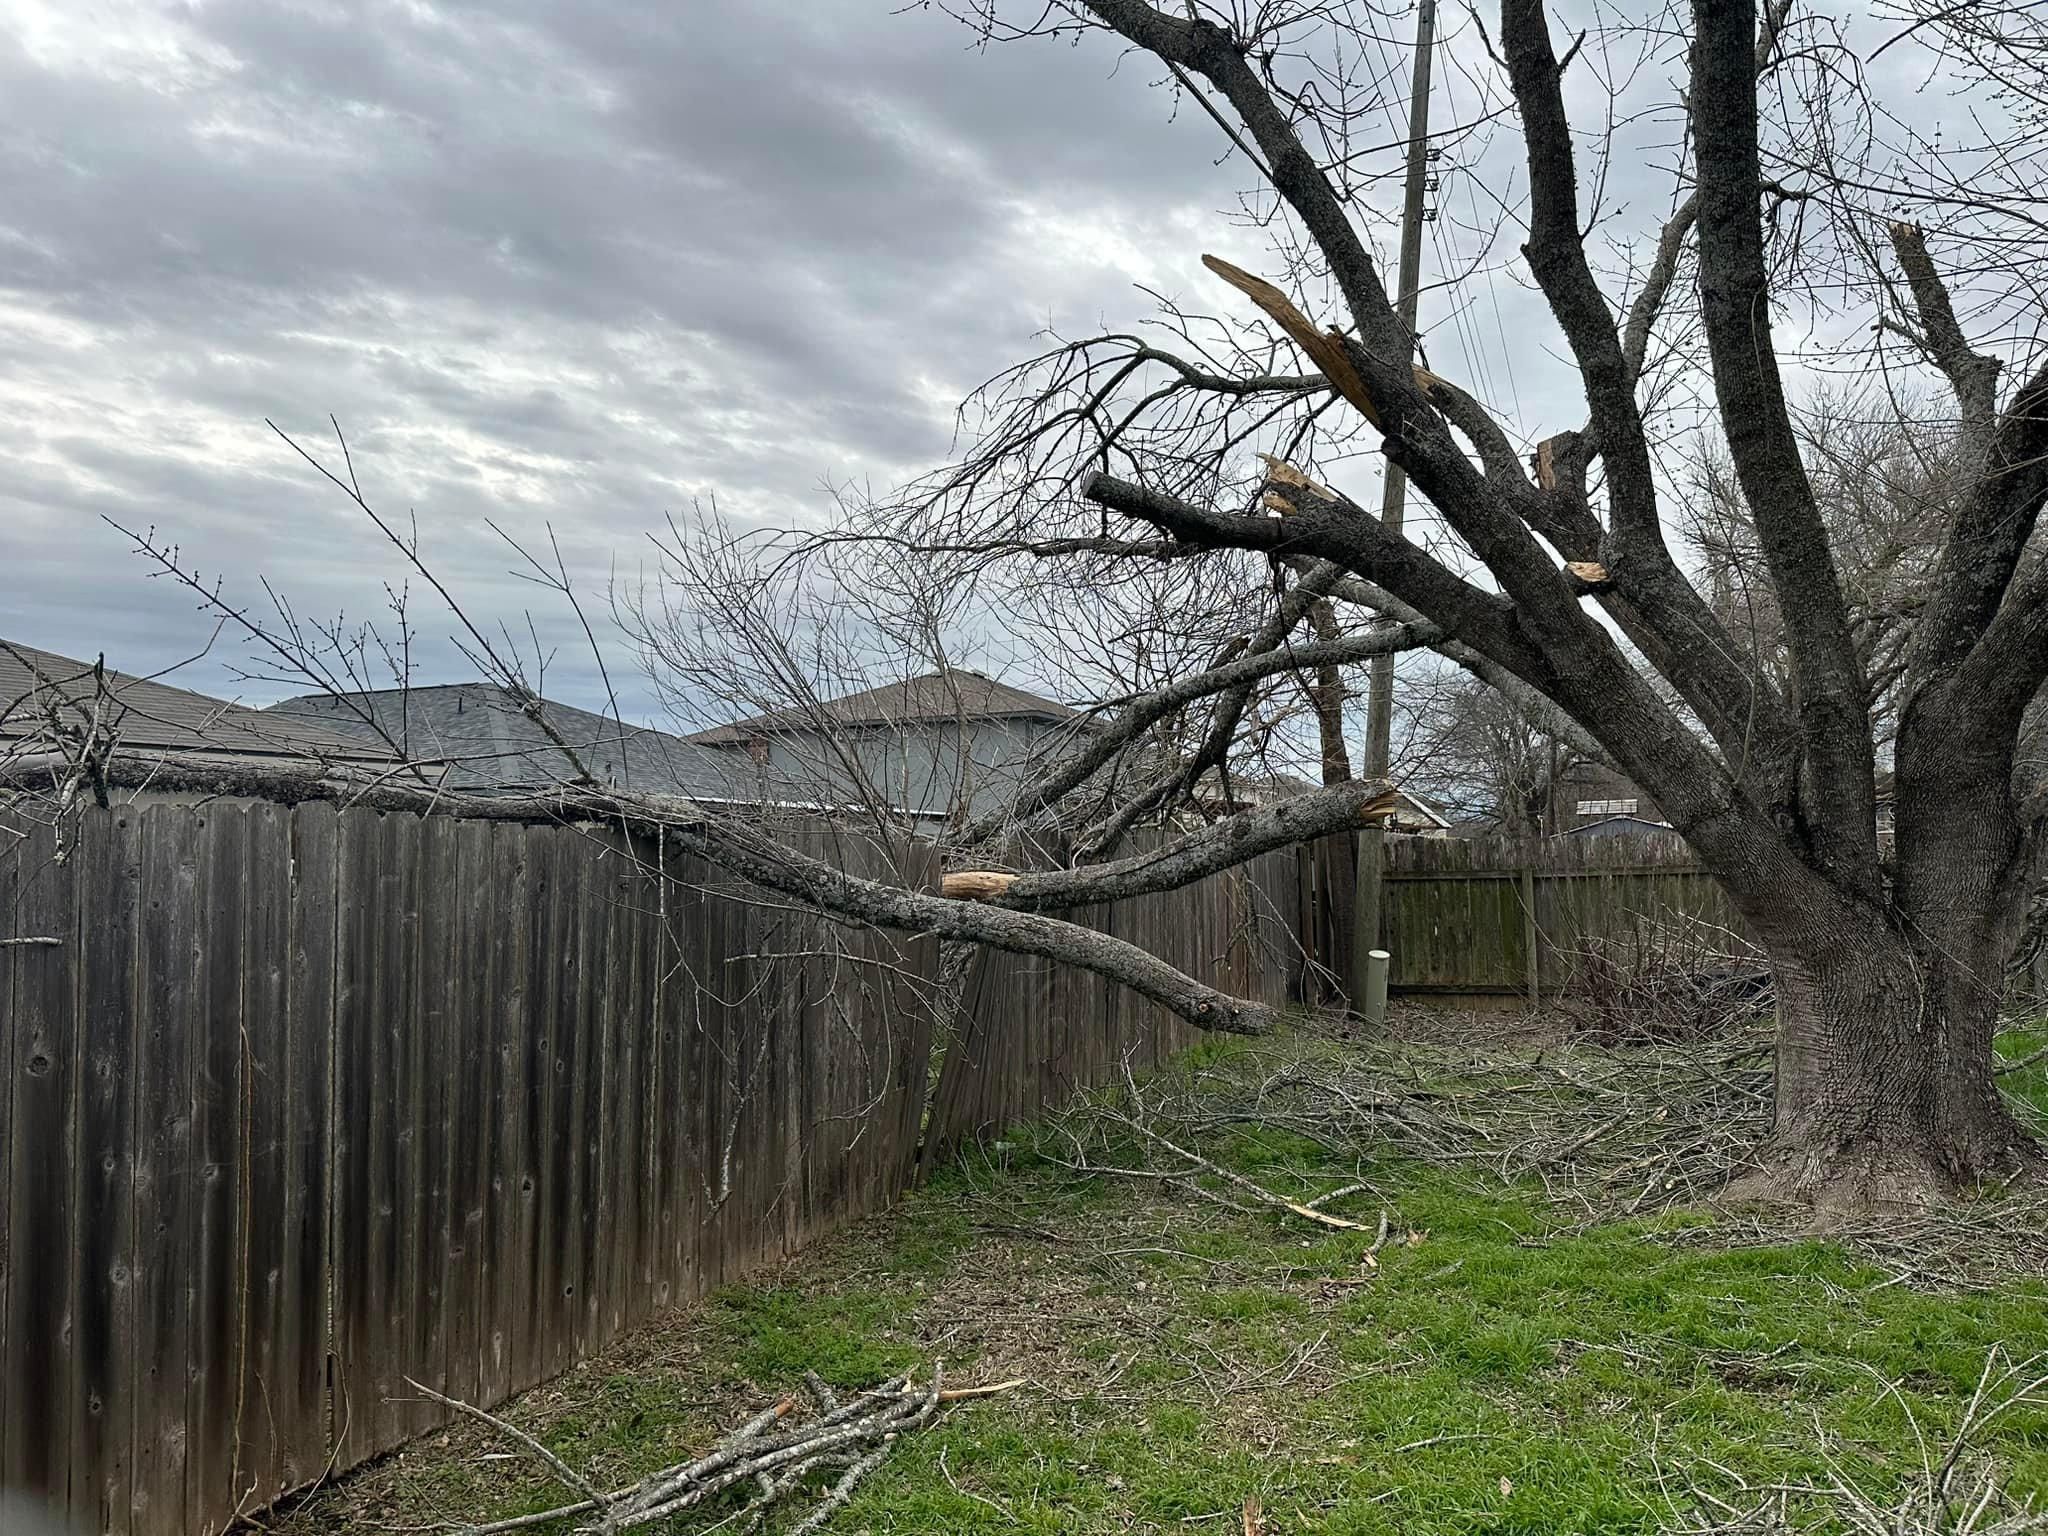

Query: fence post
left=1520, top=858, right=1540, bottom=1009
left=1362, top=948, right=1391, bottom=1029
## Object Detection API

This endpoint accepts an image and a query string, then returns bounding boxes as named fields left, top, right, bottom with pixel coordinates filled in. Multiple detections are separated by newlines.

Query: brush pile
left=1065, top=1031, right=1779, bottom=1214
left=1551, top=915, right=1772, bottom=1047
left=429, top=1368, right=1020, bottom=1534
left=1043, top=1027, right=2048, bottom=1287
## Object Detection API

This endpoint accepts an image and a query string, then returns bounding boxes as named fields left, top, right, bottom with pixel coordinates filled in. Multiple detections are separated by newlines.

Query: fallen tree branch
left=3, top=750, right=1281, bottom=1036
left=945, top=780, right=1399, bottom=910
left=430, top=1370, right=1024, bottom=1535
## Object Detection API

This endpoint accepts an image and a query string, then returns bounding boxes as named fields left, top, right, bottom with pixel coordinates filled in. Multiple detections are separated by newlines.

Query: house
left=1552, top=758, right=1663, bottom=832
left=1372, top=785, right=1451, bottom=836
left=1549, top=758, right=1898, bottom=842
left=265, top=683, right=781, bottom=805
left=683, top=670, right=1088, bottom=821
left=1, top=638, right=394, bottom=791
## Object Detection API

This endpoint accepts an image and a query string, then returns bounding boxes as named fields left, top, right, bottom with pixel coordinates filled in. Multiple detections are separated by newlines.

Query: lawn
left=265, top=1023, right=2048, bottom=1534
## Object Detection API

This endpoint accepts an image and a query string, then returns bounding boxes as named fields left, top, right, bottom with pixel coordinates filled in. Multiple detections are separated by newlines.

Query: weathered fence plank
left=283, top=803, right=337, bottom=1495
left=233, top=802, right=290, bottom=1518
left=1372, top=832, right=1737, bottom=998
left=69, top=809, right=142, bottom=1535
left=3, top=819, right=75, bottom=1512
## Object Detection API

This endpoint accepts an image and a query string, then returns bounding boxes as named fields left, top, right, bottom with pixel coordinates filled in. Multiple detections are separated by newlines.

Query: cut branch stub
left=940, top=870, right=1019, bottom=901
left=1203, top=254, right=1381, bottom=426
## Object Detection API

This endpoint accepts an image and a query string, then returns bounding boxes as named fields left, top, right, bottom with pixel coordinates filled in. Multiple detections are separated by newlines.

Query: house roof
left=265, top=683, right=799, bottom=803
left=1561, top=813, right=1676, bottom=837
left=1385, top=785, right=1451, bottom=829
left=0, top=639, right=394, bottom=766
left=684, top=670, right=1078, bottom=744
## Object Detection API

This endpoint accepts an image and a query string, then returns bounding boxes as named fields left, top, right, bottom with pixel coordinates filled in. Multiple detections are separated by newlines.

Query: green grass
left=1996, top=1025, right=2048, bottom=1125
left=818, top=1163, right=2048, bottom=1535
left=270, top=1035, right=2048, bottom=1535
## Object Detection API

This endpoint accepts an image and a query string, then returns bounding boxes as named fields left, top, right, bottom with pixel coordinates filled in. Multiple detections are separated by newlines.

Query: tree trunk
left=1744, top=911, right=2034, bottom=1209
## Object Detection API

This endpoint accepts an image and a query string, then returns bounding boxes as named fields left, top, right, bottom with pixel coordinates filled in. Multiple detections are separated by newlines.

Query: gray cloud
left=12, top=0, right=1947, bottom=723
left=0, top=0, right=1272, bottom=716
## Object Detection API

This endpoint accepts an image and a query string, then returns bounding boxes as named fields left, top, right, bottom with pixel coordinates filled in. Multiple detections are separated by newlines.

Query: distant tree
left=1398, top=669, right=1575, bottom=837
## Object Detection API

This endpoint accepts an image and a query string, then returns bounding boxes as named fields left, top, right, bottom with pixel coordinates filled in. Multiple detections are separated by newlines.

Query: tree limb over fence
left=0, top=748, right=1283, bottom=1035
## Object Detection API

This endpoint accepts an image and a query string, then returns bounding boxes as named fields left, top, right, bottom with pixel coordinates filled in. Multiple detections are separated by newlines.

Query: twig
left=402, top=1377, right=605, bottom=1511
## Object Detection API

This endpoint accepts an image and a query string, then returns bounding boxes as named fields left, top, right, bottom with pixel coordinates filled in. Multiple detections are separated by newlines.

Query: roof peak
left=683, top=669, right=1076, bottom=744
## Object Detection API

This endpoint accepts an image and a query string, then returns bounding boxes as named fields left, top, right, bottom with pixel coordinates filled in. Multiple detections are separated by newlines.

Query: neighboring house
left=1, top=639, right=393, bottom=790
left=1551, top=759, right=1898, bottom=842
left=1553, top=759, right=1663, bottom=832
left=1376, top=785, right=1452, bottom=837
left=265, top=684, right=783, bottom=805
left=683, top=670, right=1088, bottom=821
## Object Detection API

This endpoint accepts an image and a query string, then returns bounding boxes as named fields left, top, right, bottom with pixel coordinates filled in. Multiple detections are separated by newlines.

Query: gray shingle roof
left=265, top=684, right=795, bottom=803
left=0, top=639, right=395, bottom=765
left=684, top=670, right=1077, bottom=745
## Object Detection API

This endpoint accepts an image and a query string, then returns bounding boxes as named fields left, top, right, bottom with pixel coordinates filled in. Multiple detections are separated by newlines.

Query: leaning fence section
left=0, top=801, right=1299, bottom=1536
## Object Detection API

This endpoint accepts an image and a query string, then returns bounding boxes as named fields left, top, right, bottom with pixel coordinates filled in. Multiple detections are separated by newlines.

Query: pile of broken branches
left=1049, top=1033, right=1778, bottom=1220
left=1551, top=916, right=1772, bottom=1048
left=414, top=1368, right=1020, bottom=1534
left=1040, top=1031, right=2048, bottom=1287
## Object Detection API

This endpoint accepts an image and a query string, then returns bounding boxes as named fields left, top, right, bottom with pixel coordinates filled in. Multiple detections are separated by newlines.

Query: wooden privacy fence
left=0, top=801, right=1301, bottom=1536
left=1373, top=831, right=1744, bottom=999
left=922, top=833, right=1302, bottom=1164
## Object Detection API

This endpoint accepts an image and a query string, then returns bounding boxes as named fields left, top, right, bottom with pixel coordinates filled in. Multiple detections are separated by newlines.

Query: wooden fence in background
left=1374, top=831, right=1744, bottom=999
left=0, top=800, right=1301, bottom=1536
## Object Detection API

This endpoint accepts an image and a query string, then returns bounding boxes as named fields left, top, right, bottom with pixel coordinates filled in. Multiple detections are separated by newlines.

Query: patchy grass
left=263, top=1029, right=2048, bottom=1535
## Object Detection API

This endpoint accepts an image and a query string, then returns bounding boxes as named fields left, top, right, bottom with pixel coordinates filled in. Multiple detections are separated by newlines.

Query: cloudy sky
left=0, top=0, right=1983, bottom=725
left=0, top=1, right=1272, bottom=712
left=0, top=0, right=1571, bottom=719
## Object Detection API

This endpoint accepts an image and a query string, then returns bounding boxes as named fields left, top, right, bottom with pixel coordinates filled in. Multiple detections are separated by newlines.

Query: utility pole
left=1352, top=0, right=1436, bottom=1016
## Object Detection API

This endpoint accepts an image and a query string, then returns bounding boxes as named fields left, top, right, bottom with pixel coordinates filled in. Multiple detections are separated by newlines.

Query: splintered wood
left=1202, top=255, right=1382, bottom=426
left=940, top=869, right=1018, bottom=901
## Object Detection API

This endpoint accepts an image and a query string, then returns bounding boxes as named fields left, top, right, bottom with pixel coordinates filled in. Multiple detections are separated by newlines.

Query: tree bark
left=1741, top=898, right=2034, bottom=1208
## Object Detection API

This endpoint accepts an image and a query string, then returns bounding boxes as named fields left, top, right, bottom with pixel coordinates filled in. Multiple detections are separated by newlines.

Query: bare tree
left=1397, top=665, right=1573, bottom=835
left=865, top=0, right=2048, bottom=1207
left=1679, top=389, right=1965, bottom=761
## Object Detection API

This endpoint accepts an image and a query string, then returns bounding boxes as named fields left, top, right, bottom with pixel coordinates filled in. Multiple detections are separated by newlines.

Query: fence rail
left=0, top=801, right=1298, bottom=1536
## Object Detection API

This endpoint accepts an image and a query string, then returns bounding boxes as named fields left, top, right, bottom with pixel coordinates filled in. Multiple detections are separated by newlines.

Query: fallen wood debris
left=940, top=869, right=1018, bottom=901
left=1039, top=1026, right=2048, bottom=1288
left=412, top=1368, right=1023, bottom=1534
left=1042, top=1062, right=1383, bottom=1234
